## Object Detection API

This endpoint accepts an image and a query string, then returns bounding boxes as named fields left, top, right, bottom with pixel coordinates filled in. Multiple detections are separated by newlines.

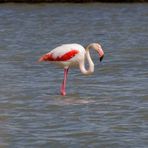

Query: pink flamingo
left=39, top=43, right=104, bottom=96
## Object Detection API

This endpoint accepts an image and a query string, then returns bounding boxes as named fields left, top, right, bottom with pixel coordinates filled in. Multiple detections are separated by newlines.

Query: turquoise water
left=0, top=3, right=148, bottom=147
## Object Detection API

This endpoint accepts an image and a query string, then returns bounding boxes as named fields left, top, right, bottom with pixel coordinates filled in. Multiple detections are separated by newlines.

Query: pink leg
left=60, top=68, right=69, bottom=96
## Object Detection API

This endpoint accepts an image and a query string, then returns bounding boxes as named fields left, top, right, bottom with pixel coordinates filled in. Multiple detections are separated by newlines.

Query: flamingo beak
left=100, top=55, right=104, bottom=62
left=97, top=46, right=104, bottom=62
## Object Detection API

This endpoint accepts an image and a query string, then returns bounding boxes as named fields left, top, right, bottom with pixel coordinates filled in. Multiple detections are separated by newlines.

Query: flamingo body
left=39, top=43, right=104, bottom=95
left=39, top=44, right=86, bottom=68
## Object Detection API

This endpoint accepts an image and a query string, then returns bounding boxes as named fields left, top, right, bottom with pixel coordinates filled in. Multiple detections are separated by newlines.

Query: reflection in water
left=52, top=98, right=96, bottom=105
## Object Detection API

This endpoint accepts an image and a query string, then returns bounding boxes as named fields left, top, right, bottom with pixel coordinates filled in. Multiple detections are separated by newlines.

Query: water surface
left=0, top=3, right=148, bottom=147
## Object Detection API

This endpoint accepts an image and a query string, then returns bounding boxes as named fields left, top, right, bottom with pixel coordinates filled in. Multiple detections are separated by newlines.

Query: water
left=0, top=3, right=148, bottom=147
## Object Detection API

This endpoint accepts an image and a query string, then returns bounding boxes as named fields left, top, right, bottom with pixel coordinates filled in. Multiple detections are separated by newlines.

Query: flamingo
left=39, top=43, right=104, bottom=96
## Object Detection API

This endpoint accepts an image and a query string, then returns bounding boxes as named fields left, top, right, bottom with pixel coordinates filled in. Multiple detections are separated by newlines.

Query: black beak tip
left=100, top=55, right=104, bottom=62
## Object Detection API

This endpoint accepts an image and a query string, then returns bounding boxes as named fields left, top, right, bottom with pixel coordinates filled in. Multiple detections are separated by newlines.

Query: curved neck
left=79, top=45, right=94, bottom=75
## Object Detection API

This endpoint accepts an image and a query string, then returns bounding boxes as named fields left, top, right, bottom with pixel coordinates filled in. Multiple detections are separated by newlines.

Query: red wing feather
left=39, top=50, right=79, bottom=62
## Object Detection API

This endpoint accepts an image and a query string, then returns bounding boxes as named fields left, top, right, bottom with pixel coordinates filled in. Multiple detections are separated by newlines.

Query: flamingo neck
left=79, top=45, right=94, bottom=75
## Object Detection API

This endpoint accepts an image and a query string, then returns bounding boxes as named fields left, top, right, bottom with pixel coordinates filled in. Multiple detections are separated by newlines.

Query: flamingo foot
left=61, top=90, right=66, bottom=96
left=60, top=82, right=66, bottom=96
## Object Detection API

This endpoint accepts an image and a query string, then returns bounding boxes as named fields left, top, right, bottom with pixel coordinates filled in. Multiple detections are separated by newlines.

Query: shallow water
left=0, top=3, right=148, bottom=147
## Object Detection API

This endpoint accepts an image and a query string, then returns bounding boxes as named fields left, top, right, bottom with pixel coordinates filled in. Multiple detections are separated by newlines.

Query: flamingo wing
left=39, top=44, right=80, bottom=62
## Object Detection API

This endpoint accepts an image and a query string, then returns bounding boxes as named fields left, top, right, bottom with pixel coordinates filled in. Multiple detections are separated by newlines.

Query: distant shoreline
left=0, top=0, right=148, bottom=3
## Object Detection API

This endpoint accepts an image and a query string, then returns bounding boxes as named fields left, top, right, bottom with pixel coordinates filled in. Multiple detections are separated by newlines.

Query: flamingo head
left=93, top=43, right=104, bottom=62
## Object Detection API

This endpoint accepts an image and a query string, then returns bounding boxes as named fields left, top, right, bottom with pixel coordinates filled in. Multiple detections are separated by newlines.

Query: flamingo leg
left=60, top=68, right=69, bottom=96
